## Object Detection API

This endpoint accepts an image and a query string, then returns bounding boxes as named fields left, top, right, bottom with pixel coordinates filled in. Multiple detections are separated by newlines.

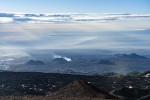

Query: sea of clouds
left=0, top=13, right=150, bottom=23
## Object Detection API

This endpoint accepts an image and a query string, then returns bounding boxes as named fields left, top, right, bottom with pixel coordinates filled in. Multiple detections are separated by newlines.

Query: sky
left=0, top=0, right=150, bottom=57
left=0, top=0, right=150, bottom=13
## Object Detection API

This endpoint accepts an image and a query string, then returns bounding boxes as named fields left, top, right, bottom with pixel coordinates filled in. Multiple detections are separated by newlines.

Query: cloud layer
left=0, top=13, right=150, bottom=23
left=0, top=13, right=150, bottom=58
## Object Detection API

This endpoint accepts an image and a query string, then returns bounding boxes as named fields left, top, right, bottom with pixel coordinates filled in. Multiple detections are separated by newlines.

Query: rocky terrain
left=49, top=80, right=118, bottom=99
left=0, top=71, right=149, bottom=99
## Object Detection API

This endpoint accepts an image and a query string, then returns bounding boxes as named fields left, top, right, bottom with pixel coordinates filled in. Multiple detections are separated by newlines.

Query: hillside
left=50, top=80, right=118, bottom=99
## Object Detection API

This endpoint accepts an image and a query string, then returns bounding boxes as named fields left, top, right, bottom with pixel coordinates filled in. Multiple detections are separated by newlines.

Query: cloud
left=71, top=30, right=150, bottom=50
left=0, top=48, right=30, bottom=58
left=0, top=13, right=149, bottom=53
left=0, top=58, right=14, bottom=70
left=13, top=17, right=33, bottom=22
left=53, top=55, right=72, bottom=62
left=0, top=13, right=14, bottom=17
left=0, top=17, right=13, bottom=23
left=0, top=12, right=150, bottom=23
left=1, top=58, right=14, bottom=62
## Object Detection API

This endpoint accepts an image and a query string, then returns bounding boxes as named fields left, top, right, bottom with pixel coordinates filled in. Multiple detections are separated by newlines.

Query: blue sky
left=0, top=0, right=150, bottom=13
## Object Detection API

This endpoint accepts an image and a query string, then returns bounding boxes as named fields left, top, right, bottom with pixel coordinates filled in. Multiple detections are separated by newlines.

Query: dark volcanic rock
left=50, top=80, right=118, bottom=99
left=111, top=88, right=150, bottom=99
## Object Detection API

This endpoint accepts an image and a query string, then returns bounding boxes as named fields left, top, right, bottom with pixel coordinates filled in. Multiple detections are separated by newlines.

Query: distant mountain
left=95, top=59, right=115, bottom=65
left=51, top=58, right=69, bottom=64
left=50, top=80, right=118, bottom=99
left=56, top=70, right=88, bottom=75
left=0, top=70, right=11, bottom=72
left=114, top=53, right=148, bottom=59
left=127, top=71, right=141, bottom=77
left=25, top=60, right=45, bottom=65
left=87, top=59, right=115, bottom=65
left=102, top=72, right=124, bottom=78
left=8, top=52, right=150, bottom=74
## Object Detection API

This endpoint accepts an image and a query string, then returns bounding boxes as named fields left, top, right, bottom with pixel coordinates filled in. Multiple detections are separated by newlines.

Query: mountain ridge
left=25, top=60, right=45, bottom=65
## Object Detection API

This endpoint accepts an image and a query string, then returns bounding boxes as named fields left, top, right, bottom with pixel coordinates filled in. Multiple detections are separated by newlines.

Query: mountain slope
left=95, top=59, right=114, bottom=65
left=50, top=80, right=118, bottom=99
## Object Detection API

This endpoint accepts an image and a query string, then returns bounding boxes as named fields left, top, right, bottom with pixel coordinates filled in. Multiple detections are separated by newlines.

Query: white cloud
left=53, top=55, right=72, bottom=62
left=0, top=13, right=150, bottom=52
left=0, top=13, right=150, bottom=23
left=0, top=17, right=13, bottom=23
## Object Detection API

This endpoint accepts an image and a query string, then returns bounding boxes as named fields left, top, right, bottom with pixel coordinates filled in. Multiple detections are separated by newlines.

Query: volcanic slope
left=49, top=80, right=118, bottom=99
